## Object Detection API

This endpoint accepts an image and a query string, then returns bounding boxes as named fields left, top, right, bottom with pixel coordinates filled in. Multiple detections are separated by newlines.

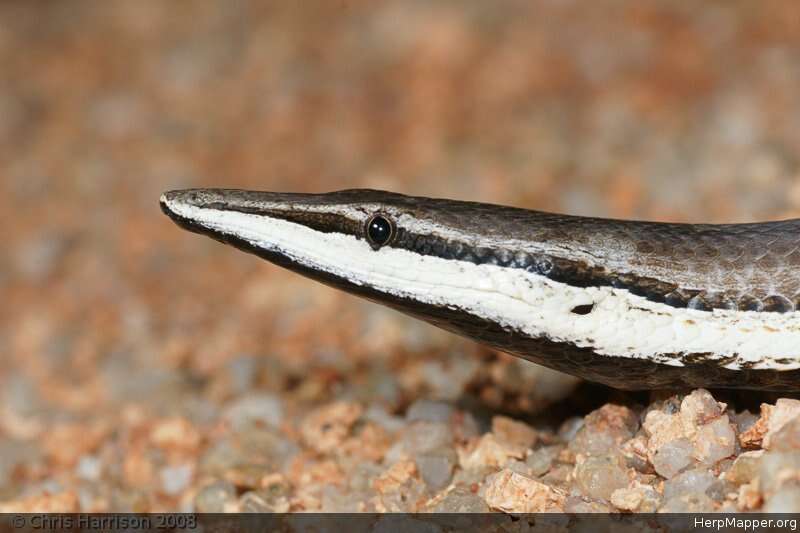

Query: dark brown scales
left=162, top=188, right=800, bottom=390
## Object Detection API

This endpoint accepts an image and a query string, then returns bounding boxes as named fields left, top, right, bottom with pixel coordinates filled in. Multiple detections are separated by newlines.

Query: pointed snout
left=160, top=188, right=291, bottom=225
left=160, top=188, right=251, bottom=215
left=159, top=188, right=363, bottom=237
left=160, top=188, right=217, bottom=220
left=160, top=187, right=408, bottom=246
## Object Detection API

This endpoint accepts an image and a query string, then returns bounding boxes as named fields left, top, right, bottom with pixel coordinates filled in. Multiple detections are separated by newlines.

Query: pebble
left=198, top=439, right=241, bottom=476
left=451, top=411, right=480, bottom=443
left=558, top=417, right=584, bottom=442
left=732, top=410, right=759, bottom=436
left=374, top=459, right=415, bottom=487
left=706, top=477, right=734, bottom=503
left=150, top=417, right=201, bottom=454
left=491, top=416, right=538, bottom=450
left=573, top=454, right=630, bottom=501
left=451, top=465, right=496, bottom=488
left=416, top=448, right=456, bottom=491
left=367, top=370, right=402, bottom=407
left=383, top=441, right=408, bottom=466
left=4, top=365, right=799, bottom=516
left=364, top=405, right=406, bottom=433
left=373, top=460, right=427, bottom=512
left=237, top=427, right=299, bottom=469
left=300, top=401, right=363, bottom=454
left=343, top=422, right=392, bottom=463
left=348, top=463, right=383, bottom=493
left=764, top=399, right=800, bottom=449
left=406, top=400, right=454, bottom=424
left=223, top=393, right=284, bottom=430
left=680, top=389, right=724, bottom=426
left=759, top=451, right=800, bottom=494
left=738, top=481, right=762, bottom=511
left=401, top=421, right=453, bottom=455
left=569, top=404, right=638, bottom=457
left=525, top=445, right=562, bottom=477
left=427, top=486, right=489, bottom=512
left=643, top=391, right=735, bottom=479
left=459, top=433, right=527, bottom=470
left=740, top=398, right=800, bottom=449
left=651, top=438, right=694, bottom=479
left=768, top=413, right=800, bottom=452
left=198, top=428, right=296, bottom=479
left=662, top=468, right=715, bottom=501
left=75, top=455, right=102, bottom=482
left=540, top=464, right=573, bottom=490
left=482, top=469, right=565, bottom=513
left=194, top=481, right=237, bottom=513
left=693, top=416, right=736, bottom=465
left=160, top=464, right=193, bottom=495
left=610, top=483, right=660, bottom=512
left=643, top=411, right=684, bottom=452
left=621, top=435, right=653, bottom=474
left=725, top=450, right=763, bottom=485
left=505, top=459, right=532, bottom=476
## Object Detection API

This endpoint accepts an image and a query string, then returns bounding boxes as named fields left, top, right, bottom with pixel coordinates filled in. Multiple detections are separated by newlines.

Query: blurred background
left=2, top=0, right=800, bottom=512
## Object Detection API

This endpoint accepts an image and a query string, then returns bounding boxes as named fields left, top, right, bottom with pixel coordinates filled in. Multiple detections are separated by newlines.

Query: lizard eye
left=365, top=214, right=395, bottom=249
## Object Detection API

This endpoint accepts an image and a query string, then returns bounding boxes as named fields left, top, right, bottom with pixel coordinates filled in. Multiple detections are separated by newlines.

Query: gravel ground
left=3, top=1, right=800, bottom=513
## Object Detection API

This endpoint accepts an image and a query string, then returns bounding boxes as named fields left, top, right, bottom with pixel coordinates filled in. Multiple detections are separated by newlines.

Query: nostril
left=571, top=304, right=594, bottom=315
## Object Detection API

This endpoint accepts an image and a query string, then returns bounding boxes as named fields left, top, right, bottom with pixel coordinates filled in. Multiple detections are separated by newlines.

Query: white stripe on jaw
left=165, top=198, right=800, bottom=371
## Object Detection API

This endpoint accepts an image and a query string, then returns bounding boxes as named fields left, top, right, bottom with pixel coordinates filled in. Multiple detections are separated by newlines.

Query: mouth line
left=160, top=194, right=212, bottom=237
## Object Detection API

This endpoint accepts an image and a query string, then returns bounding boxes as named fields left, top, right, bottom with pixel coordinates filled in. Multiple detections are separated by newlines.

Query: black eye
left=365, top=214, right=394, bottom=249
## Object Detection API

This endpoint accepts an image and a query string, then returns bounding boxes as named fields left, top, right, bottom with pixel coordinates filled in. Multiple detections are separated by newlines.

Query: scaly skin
left=161, top=189, right=800, bottom=390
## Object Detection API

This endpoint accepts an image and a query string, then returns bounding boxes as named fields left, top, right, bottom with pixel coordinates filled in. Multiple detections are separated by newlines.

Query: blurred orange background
left=1, top=1, right=800, bottom=511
